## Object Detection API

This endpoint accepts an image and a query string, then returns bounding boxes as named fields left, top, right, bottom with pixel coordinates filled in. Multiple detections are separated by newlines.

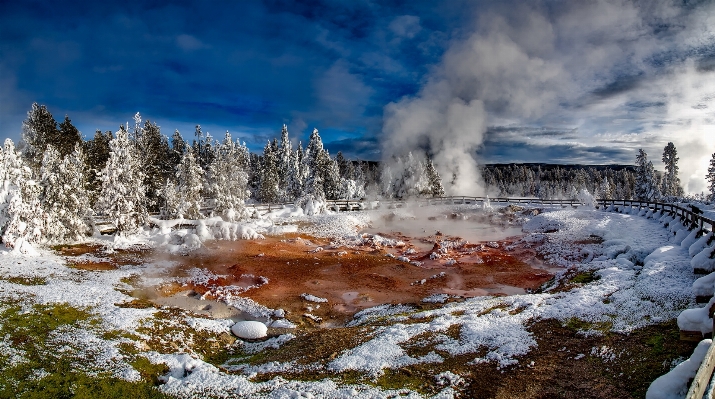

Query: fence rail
left=597, top=198, right=715, bottom=233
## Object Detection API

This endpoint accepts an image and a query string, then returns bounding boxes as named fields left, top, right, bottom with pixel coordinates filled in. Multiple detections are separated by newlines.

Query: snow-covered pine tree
left=161, top=179, right=182, bottom=219
left=258, top=140, right=281, bottom=203
left=393, top=153, right=424, bottom=198
left=321, top=150, right=342, bottom=200
left=135, top=117, right=174, bottom=212
left=170, top=130, right=187, bottom=168
left=208, top=132, right=249, bottom=220
left=336, top=152, right=353, bottom=181
left=84, top=130, right=112, bottom=206
left=597, top=177, right=613, bottom=200
left=352, top=161, right=366, bottom=199
left=192, top=125, right=215, bottom=170
left=175, top=148, right=204, bottom=219
left=247, top=152, right=262, bottom=199
left=57, top=115, right=82, bottom=158
left=380, top=164, right=395, bottom=199
left=635, top=149, right=660, bottom=201
left=662, top=142, right=683, bottom=198
left=1, top=139, right=46, bottom=250
left=424, top=157, right=445, bottom=197
left=277, top=125, right=292, bottom=202
left=40, top=144, right=91, bottom=242
left=20, top=103, right=60, bottom=172
left=707, top=153, right=715, bottom=201
left=287, top=145, right=304, bottom=201
left=95, top=125, right=148, bottom=235
left=302, top=129, right=326, bottom=202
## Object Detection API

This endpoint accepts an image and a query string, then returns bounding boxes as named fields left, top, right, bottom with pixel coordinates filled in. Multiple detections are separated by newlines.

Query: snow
left=301, top=293, right=328, bottom=303
left=691, top=232, right=713, bottom=257
left=677, top=297, right=714, bottom=334
left=0, top=200, right=706, bottom=397
left=646, top=339, right=712, bottom=399
left=231, top=321, right=268, bottom=340
left=694, top=272, right=715, bottom=298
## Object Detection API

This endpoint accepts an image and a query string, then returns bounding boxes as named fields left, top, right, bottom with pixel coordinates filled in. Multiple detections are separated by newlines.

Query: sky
left=2, top=0, right=715, bottom=193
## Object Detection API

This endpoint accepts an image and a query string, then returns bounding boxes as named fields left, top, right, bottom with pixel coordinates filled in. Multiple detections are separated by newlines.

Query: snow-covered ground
left=0, top=202, right=710, bottom=398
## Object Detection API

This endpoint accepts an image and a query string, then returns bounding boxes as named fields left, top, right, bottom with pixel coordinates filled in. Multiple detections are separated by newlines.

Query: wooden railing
left=598, top=199, right=715, bottom=233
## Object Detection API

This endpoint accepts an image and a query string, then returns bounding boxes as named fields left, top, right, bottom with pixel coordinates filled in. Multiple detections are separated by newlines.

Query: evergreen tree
left=192, top=125, right=214, bottom=170
left=424, top=157, right=445, bottom=197
left=259, top=141, right=280, bottom=203
left=662, top=142, right=683, bottom=198
left=336, top=151, right=354, bottom=180
left=161, top=179, right=182, bottom=219
left=208, top=132, right=249, bottom=219
left=170, top=130, right=187, bottom=168
left=287, top=145, right=304, bottom=201
left=57, top=116, right=82, bottom=157
left=83, top=130, right=112, bottom=206
left=380, top=164, right=395, bottom=199
left=321, top=150, right=342, bottom=200
left=95, top=126, right=147, bottom=235
left=247, top=152, right=262, bottom=199
left=1, top=139, right=46, bottom=250
left=20, top=103, right=60, bottom=171
left=277, top=125, right=292, bottom=202
left=352, top=161, right=367, bottom=199
left=40, top=144, right=91, bottom=242
left=635, top=149, right=660, bottom=201
left=707, top=153, right=715, bottom=201
left=303, top=129, right=326, bottom=201
left=135, top=118, right=174, bottom=212
left=175, top=148, right=204, bottom=219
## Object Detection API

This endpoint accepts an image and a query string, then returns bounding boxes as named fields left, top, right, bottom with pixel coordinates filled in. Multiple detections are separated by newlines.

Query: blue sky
left=2, top=0, right=715, bottom=192
left=0, top=0, right=465, bottom=156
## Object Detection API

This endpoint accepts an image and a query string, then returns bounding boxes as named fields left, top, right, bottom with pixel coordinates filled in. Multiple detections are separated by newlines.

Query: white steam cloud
left=382, top=1, right=715, bottom=195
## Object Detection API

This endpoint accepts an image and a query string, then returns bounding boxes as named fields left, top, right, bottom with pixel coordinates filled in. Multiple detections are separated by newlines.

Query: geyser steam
left=382, top=6, right=567, bottom=196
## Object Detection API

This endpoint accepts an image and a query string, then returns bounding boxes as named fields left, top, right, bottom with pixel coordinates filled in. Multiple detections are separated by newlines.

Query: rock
left=230, top=321, right=268, bottom=339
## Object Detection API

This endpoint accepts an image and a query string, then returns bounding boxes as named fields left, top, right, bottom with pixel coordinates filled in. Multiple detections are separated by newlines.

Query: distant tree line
left=482, top=143, right=684, bottom=202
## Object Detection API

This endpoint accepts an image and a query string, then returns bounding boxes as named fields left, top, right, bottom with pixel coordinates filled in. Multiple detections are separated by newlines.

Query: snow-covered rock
left=231, top=321, right=268, bottom=339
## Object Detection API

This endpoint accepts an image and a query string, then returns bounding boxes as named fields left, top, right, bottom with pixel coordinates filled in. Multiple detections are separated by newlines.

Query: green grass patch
left=0, top=303, right=175, bottom=398
left=130, top=357, right=170, bottom=386
left=136, top=309, right=236, bottom=362
left=4, top=276, right=47, bottom=286
left=570, top=271, right=599, bottom=285
left=564, top=317, right=613, bottom=334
